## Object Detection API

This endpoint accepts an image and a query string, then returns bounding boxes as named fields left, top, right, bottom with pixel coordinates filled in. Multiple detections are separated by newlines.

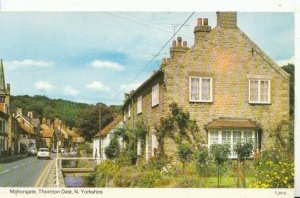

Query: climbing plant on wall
left=156, top=102, right=199, bottom=165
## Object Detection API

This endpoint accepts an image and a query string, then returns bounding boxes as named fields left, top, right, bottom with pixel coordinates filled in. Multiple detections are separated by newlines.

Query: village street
left=0, top=156, right=56, bottom=187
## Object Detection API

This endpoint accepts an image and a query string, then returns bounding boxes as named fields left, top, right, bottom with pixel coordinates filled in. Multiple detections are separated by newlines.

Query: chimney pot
left=172, top=40, right=176, bottom=47
left=203, top=18, right=208, bottom=25
left=162, top=58, right=167, bottom=65
left=153, top=70, right=157, bottom=74
left=197, top=18, right=203, bottom=26
left=167, top=58, right=171, bottom=64
left=177, top=37, right=182, bottom=47
left=183, top=41, right=187, bottom=47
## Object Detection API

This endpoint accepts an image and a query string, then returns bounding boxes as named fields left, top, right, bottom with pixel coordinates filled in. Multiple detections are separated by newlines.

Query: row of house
left=93, top=12, right=290, bottom=162
left=0, top=60, right=85, bottom=157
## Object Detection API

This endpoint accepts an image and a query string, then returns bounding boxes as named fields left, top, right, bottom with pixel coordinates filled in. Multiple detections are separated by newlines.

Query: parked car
left=27, top=147, right=37, bottom=155
left=37, top=148, right=51, bottom=159
left=51, top=148, right=58, bottom=153
left=60, top=148, right=68, bottom=153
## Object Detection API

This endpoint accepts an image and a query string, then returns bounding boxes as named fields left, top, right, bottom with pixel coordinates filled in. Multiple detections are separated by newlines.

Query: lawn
left=207, top=177, right=256, bottom=188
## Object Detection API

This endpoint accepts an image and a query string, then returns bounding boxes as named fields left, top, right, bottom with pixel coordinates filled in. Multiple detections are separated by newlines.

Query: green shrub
left=178, top=143, right=193, bottom=173
left=210, top=144, right=230, bottom=187
left=234, top=140, right=253, bottom=187
left=196, top=148, right=209, bottom=177
left=135, top=171, right=161, bottom=187
left=177, top=176, right=206, bottom=188
left=253, top=148, right=294, bottom=188
left=105, top=137, right=120, bottom=159
left=94, top=160, right=119, bottom=187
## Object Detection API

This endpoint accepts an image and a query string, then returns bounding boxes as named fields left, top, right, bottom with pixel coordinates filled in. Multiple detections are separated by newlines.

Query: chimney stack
left=216, top=12, right=237, bottom=29
left=27, top=111, right=33, bottom=119
left=16, top=108, right=22, bottom=116
left=167, top=58, right=171, bottom=65
left=160, top=58, right=167, bottom=71
left=46, top=119, right=51, bottom=127
left=170, top=37, right=189, bottom=59
left=194, top=17, right=211, bottom=43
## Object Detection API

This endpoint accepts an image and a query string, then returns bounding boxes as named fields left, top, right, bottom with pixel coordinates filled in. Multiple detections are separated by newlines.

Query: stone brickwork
left=123, top=12, right=290, bottom=160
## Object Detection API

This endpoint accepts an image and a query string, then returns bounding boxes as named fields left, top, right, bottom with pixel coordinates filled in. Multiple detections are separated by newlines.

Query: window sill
left=151, top=103, right=159, bottom=108
left=249, top=102, right=271, bottom=105
left=189, top=100, right=213, bottom=103
left=137, top=112, right=142, bottom=115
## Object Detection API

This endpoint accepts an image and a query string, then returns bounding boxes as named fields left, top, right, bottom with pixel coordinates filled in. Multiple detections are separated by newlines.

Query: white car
left=27, top=147, right=37, bottom=155
left=37, top=148, right=51, bottom=159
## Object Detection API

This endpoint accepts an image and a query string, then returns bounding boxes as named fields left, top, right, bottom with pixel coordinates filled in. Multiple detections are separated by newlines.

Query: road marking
left=0, top=161, right=32, bottom=175
left=34, top=159, right=55, bottom=187
left=0, top=169, right=9, bottom=174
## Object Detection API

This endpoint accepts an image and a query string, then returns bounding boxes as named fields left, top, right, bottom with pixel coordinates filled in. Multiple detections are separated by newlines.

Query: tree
left=196, top=148, right=209, bottom=177
left=234, top=140, right=253, bottom=187
left=210, top=144, right=230, bottom=187
left=178, top=143, right=193, bottom=174
left=281, top=63, right=294, bottom=116
left=282, top=63, right=294, bottom=158
left=105, top=137, right=120, bottom=159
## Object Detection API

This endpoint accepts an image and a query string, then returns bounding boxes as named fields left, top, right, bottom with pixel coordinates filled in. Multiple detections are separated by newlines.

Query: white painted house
left=93, top=115, right=124, bottom=160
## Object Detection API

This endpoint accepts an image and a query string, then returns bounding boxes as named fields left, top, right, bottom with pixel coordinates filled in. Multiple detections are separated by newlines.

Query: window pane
left=210, top=131, right=219, bottom=145
left=222, top=131, right=231, bottom=145
left=260, top=80, right=269, bottom=102
left=190, top=78, right=200, bottom=101
left=250, top=80, right=259, bottom=102
left=137, top=96, right=142, bottom=113
left=201, top=78, right=211, bottom=101
left=244, top=131, right=252, bottom=143
left=152, top=84, right=159, bottom=106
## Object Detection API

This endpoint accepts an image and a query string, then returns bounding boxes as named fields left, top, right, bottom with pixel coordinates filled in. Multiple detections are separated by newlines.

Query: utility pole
left=98, top=104, right=102, bottom=159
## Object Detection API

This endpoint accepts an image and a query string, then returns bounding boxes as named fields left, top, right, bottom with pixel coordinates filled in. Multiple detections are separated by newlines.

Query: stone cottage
left=122, top=12, right=290, bottom=160
left=0, top=59, right=11, bottom=156
left=93, top=115, right=124, bottom=160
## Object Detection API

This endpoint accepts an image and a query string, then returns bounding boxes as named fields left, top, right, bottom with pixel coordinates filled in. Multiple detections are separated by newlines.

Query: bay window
left=208, top=130, right=259, bottom=158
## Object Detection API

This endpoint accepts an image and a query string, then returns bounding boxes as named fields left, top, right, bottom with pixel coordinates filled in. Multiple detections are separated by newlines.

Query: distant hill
left=10, top=95, right=122, bottom=141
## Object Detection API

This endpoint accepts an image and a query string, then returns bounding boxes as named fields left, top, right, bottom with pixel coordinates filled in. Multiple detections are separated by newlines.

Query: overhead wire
left=112, top=12, right=196, bottom=100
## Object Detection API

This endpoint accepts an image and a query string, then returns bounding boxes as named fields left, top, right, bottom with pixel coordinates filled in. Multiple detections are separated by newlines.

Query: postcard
left=0, top=1, right=297, bottom=198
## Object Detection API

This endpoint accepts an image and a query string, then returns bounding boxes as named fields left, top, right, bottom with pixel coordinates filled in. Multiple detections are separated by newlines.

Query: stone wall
left=164, top=26, right=289, bottom=150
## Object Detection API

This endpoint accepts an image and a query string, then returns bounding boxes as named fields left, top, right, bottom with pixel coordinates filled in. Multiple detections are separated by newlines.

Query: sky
left=0, top=12, right=295, bottom=105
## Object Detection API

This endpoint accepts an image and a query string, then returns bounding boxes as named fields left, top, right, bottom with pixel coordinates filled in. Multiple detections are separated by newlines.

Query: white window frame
left=123, top=111, right=127, bottom=122
left=151, top=132, right=158, bottom=156
left=152, top=83, right=159, bottom=107
left=248, top=79, right=271, bottom=104
left=208, top=130, right=257, bottom=159
left=137, top=95, right=142, bottom=114
left=128, top=104, right=131, bottom=118
left=137, top=139, right=141, bottom=156
left=189, top=76, right=213, bottom=102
